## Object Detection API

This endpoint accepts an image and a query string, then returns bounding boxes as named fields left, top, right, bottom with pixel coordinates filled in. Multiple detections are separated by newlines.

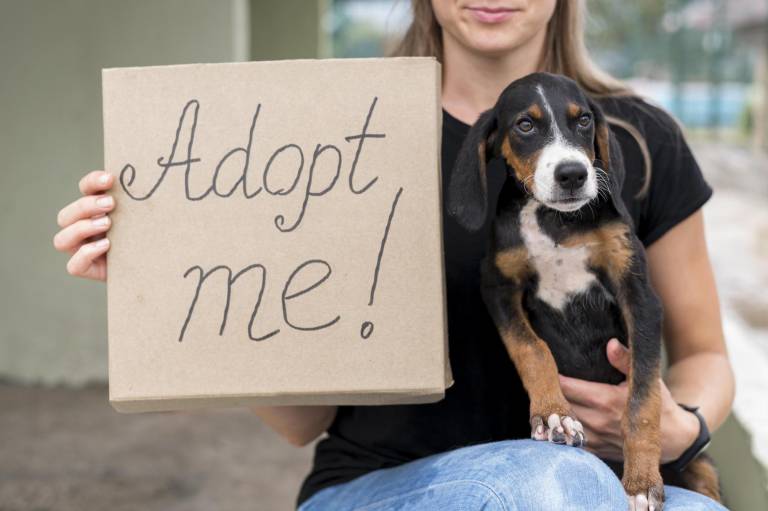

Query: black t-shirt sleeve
left=612, top=98, right=713, bottom=247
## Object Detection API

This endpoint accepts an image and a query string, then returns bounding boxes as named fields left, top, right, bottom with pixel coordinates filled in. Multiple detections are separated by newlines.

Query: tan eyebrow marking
left=567, top=102, right=581, bottom=117
left=527, top=104, right=543, bottom=120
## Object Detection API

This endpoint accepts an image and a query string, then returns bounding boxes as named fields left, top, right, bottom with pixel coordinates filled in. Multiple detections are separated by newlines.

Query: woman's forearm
left=647, top=212, right=734, bottom=433
left=665, top=351, right=734, bottom=432
left=251, top=405, right=338, bottom=447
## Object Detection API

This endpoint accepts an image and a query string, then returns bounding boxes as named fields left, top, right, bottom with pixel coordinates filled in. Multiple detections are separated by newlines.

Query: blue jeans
left=299, top=440, right=726, bottom=510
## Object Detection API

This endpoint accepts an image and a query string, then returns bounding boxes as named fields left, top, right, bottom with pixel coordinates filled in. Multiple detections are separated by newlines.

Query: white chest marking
left=519, top=201, right=597, bottom=310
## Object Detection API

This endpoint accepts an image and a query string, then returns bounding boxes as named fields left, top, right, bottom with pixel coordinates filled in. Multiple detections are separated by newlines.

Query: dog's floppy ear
left=588, top=97, right=627, bottom=214
left=447, top=108, right=498, bottom=231
left=589, top=97, right=611, bottom=172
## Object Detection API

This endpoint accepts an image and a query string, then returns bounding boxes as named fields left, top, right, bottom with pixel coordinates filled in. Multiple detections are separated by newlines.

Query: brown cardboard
left=102, top=58, right=451, bottom=413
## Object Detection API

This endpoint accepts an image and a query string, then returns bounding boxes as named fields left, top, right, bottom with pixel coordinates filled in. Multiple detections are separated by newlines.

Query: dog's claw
left=629, top=492, right=662, bottom=511
left=562, top=416, right=586, bottom=447
left=627, top=481, right=664, bottom=511
left=530, top=413, right=586, bottom=447
left=547, top=414, right=567, bottom=444
left=531, top=416, right=548, bottom=440
left=531, top=416, right=547, bottom=440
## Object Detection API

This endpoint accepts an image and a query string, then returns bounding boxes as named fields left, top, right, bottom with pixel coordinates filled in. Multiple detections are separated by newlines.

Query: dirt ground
left=0, top=384, right=315, bottom=511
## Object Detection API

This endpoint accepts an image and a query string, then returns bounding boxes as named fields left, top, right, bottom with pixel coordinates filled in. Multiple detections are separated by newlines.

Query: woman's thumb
left=606, top=338, right=630, bottom=375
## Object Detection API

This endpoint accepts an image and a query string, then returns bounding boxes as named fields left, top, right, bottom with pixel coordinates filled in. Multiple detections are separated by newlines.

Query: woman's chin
left=458, top=28, right=531, bottom=57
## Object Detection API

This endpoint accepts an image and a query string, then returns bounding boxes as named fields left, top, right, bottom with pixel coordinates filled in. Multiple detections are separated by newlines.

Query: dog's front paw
left=624, top=476, right=664, bottom=511
left=530, top=413, right=585, bottom=447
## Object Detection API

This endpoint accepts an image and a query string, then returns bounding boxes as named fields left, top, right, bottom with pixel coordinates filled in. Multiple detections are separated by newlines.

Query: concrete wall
left=250, top=0, right=330, bottom=60
left=0, top=0, right=323, bottom=384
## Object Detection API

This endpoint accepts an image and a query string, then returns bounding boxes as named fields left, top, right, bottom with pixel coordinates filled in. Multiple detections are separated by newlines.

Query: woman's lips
left=465, top=6, right=520, bottom=24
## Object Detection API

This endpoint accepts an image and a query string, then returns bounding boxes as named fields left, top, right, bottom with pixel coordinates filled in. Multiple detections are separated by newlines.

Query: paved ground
left=693, top=142, right=768, bottom=344
left=693, top=142, right=768, bottom=489
left=0, top=384, right=314, bottom=511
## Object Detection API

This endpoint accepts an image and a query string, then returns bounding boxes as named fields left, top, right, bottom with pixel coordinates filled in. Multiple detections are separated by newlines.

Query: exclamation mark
left=360, top=187, right=404, bottom=339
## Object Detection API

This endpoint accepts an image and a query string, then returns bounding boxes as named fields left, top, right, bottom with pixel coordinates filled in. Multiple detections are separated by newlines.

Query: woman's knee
left=663, top=486, right=728, bottom=511
left=462, top=440, right=628, bottom=510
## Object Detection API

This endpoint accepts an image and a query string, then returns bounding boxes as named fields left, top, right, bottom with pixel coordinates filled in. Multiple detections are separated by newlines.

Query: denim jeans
left=299, top=439, right=727, bottom=510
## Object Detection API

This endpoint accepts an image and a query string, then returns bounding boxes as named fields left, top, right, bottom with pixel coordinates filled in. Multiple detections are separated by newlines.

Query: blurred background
left=1, top=0, right=766, bottom=509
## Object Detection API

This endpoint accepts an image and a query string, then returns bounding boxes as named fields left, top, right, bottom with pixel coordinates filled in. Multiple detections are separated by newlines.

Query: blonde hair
left=392, top=0, right=652, bottom=196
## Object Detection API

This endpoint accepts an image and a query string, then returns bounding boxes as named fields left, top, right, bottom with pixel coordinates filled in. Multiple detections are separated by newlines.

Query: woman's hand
left=559, top=338, right=700, bottom=463
left=53, top=170, right=115, bottom=281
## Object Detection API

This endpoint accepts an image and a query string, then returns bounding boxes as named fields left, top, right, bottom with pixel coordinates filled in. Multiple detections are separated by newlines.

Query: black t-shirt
left=296, top=96, right=712, bottom=508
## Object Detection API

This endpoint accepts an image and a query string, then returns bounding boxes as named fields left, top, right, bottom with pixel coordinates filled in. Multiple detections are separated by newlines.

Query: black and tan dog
left=448, top=72, right=719, bottom=510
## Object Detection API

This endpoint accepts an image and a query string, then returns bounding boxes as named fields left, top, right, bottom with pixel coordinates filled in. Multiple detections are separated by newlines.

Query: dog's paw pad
left=530, top=414, right=586, bottom=447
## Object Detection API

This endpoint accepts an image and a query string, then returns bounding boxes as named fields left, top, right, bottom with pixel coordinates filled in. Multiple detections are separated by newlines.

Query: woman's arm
left=646, top=210, right=734, bottom=432
left=559, top=210, right=735, bottom=462
left=252, top=406, right=338, bottom=447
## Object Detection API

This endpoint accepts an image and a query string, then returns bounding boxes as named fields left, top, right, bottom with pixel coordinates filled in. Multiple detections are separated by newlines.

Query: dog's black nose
left=554, top=162, right=588, bottom=190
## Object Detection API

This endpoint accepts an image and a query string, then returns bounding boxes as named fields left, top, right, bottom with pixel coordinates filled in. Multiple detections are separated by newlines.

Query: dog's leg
left=677, top=455, right=722, bottom=503
left=482, top=284, right=585, bottom=447
left=617, top=272, right=665, bottom=511
left=589, top=227, right=665, bottom=509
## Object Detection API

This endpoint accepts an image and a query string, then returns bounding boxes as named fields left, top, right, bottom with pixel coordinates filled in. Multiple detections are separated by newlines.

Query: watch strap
left=663, top=403, right=711, bottom=472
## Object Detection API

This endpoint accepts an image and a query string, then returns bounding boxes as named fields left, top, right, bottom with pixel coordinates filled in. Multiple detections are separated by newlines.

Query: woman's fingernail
left=92, top=216, right=109, bottom=227
left=99, top=173, right=110, bottom=185
left=96, top=196, right=113, bottom=208
left=94, top=238, right=110, bottom=249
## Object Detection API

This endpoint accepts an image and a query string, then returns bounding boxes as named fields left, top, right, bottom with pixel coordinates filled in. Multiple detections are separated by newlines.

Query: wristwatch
left=664, top=403, right=711, bottom=472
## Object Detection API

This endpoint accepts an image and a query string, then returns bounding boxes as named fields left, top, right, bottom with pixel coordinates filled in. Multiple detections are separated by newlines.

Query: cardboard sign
left=103, top=58, right=450, bottom=412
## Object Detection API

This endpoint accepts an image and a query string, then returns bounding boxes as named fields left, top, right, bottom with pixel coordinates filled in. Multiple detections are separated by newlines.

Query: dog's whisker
left=521, top=175, right=535, bottom=195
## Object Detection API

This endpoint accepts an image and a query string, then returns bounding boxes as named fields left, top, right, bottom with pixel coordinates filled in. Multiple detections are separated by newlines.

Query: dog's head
left=448, top=72, right=615, bottom=231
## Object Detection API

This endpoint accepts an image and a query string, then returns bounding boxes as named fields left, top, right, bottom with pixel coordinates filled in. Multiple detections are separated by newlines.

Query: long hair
left=391, top=0, right=652, bottom=196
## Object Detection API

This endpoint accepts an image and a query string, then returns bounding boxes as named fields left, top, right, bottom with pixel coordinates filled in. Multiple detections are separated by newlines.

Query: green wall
left=250, top=0, right=330, bottom=60
left=0, top=0, right=324, bottom=384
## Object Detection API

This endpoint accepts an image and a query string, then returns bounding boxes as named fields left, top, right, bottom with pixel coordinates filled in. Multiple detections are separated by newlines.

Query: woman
left=54, top=1, right=733, bottom=509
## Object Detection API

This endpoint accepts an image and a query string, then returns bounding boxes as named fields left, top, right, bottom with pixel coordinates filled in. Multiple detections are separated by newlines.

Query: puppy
left=449, top=72, right=671, bottom=509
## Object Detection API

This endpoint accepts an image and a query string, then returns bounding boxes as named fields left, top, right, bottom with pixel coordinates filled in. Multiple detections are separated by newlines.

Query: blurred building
left=676, top=0, right=768, bottom=148
left=727, top=0, right=768, bottom=150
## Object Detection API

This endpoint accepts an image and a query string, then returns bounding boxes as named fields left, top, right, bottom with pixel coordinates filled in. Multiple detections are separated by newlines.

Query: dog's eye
left=516, top=119, right=534, bottom=133
left=578, top=114, right=592, bottom=127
